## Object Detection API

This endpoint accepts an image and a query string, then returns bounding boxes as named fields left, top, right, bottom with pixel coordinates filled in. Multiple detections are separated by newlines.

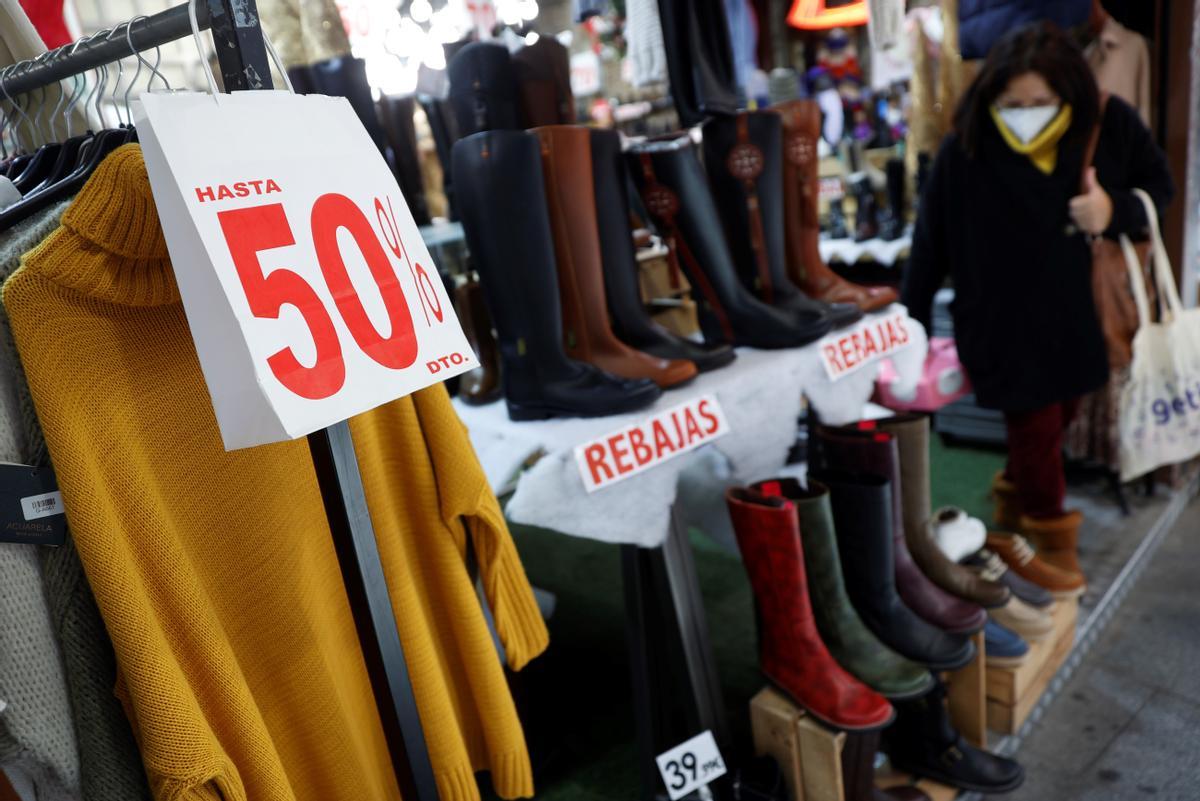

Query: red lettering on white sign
left=818, top=310, right=916, bottom=381
left=574, top=395, right=731, bottom=492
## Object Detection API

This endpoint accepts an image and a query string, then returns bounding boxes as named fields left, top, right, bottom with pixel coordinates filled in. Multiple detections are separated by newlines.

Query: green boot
left=755, top=477, right=934, bottom=700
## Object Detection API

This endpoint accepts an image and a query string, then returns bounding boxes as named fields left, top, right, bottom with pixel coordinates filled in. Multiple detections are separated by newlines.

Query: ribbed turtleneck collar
left=27, top=144, right=179, bottom=307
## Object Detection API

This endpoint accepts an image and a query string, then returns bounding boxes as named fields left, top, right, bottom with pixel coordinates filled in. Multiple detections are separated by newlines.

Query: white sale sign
left=134, top=91, right=475, bottom=450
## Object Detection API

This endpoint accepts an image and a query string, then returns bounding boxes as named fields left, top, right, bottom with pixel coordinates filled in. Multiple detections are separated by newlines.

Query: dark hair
left=953, top=21, right=1099, bottom=157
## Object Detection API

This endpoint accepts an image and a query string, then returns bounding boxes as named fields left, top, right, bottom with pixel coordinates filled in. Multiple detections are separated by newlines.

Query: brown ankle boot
left=990, top=471, right=1022, bottom=531
left=1019, top=511, right=1086, bottom=583
left=770, top=99, right=898, bottom=312
left=534, top=126, right=698, bottom=389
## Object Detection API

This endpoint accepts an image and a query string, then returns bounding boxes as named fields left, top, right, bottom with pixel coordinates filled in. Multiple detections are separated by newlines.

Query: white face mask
left=996, top=105, right=1061, bottom=145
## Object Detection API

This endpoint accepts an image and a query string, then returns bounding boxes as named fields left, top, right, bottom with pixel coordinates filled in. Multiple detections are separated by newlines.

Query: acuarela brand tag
left=0, top=463, right=66, bottom=546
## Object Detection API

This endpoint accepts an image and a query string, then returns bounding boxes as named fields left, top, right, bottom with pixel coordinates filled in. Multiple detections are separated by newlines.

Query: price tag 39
left=655, top=731, right=727, bottom=801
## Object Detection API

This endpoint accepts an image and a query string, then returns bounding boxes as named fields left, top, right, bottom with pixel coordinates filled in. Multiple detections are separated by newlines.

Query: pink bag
left=875, top=336, right=971, bottom=412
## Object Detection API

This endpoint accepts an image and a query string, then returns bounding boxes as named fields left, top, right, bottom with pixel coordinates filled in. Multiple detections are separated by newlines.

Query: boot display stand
left=452, top=322, right=930, bottom=800
left=986, top=599, right=1078, bottom=734
left=749, top=630, right=985, bottom=801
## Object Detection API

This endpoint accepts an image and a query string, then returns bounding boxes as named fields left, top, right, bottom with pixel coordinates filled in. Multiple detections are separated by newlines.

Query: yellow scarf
left=990, top=104, right=1073, bottom=174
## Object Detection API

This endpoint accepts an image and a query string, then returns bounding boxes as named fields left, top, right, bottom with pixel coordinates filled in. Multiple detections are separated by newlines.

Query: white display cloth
left=820, top=234, right=912, bottom=267
left=453, top=307, right=928, bottom=548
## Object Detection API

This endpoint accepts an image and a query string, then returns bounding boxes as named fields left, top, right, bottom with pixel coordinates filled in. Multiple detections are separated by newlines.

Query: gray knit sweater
left=0, top=202, right=151, bottom=801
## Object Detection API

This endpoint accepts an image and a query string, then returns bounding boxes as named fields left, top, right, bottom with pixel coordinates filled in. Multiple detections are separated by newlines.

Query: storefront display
left=2, top=2, right=1198, bottom=801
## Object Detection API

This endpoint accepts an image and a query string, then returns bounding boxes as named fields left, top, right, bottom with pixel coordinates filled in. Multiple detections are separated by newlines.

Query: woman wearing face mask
left=902, top=21, right=1173, bottom=588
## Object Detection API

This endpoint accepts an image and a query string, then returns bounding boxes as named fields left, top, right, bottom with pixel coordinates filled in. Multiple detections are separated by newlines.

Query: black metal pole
left=206, top=0, right=272, bottom=91
left=204, top=2, right=440, bottom=799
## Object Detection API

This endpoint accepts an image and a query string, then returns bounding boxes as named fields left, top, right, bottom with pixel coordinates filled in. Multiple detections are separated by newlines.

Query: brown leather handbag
left=1084, top=94, right=1152, bottom=370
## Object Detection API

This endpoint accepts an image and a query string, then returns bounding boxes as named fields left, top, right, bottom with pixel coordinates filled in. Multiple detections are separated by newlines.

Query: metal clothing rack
left=4, top=3, right=440, bottom=800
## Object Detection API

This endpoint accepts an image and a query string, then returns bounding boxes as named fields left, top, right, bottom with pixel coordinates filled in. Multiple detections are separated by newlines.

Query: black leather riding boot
left=626, top=138, right=833, bottom=349
left=853, top=175, right=880, bottom=242
left=453, top=130, right=661, bottom=420
left=590, top=129, right=735, bottom=373
left=417, top=94, right=460, bottom=220
left=880, top=157, right=906, bottom=241
left=378, top=94, right=431, bottom=226
left=447, top=42, right=523, bottom=136
left=701, top=111, right=860, bottom=328
left=813, top=469, right=976, bottom=671
left=309, top=56, right=390, bottom=157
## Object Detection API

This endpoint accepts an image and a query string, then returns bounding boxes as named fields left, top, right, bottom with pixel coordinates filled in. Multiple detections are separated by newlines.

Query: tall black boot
left=453, top=130, right=661, bottom=420
left=626, top=138, right=833, bottom=349
left=418, top=95, right=461, bottom=221
left=853, top=176, right=880, bottom=242
left=378, top=94, right=431, bottom=226
left=309, top=56, right=390, bottom=157
left=879, top=158, right=906, bottom=241
left=829, top=197, right=850, bottom=239
left=447, top=42, right=523, bottom=136
left=701, top=111, right=860, bottom=328
left=590, top=129, right=735, bottom=373
left=812, top=469, right=975, bottom=671
left=884, top=680, right=1024, bottom=794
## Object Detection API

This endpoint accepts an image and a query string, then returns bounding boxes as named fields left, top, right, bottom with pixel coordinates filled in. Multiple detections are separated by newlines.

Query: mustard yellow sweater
left=3, top=144, right=548, bottom=801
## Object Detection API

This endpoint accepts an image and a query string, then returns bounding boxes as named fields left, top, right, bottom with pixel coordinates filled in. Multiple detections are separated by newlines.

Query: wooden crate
left=750, top=687, right=959, bottom=801
left=945, top=630, right=987, bottom=748
left=637, top=245, right=690, bottom=302
left=986, top=598, right=1078, bottom=734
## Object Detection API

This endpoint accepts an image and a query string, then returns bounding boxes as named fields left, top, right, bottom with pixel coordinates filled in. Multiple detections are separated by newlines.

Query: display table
left=820, top=233, right=912, bottom=267
left=453, top=309, right=927, bottom=800
left=454, top=309, right=928, bottom=549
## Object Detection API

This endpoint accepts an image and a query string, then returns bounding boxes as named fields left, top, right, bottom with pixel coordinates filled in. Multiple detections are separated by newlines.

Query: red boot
left=727, top=487, right=895, bottom=731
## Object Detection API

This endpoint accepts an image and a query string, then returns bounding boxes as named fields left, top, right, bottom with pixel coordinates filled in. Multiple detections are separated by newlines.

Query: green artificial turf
left=490, top=435, right=1005, bottom=801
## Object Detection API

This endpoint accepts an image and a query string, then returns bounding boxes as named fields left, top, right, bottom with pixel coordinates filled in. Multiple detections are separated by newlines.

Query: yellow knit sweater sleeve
left=411, top=386, right=549, bottom=670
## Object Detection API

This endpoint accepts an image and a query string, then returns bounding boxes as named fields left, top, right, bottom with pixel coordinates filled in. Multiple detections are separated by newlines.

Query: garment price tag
left=818, top=308, right=916, bottom=381
left=0, top=463, right=66, bottom=546
left=134, top=91, right=475, bottom=450
left=655, top=731, right=727, bottom=800
left=574, top=395, right=730, bottom=493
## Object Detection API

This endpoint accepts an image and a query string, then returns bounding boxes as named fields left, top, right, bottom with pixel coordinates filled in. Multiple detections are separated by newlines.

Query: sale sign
left=134, top=91, right=475, bottom=450
left=573, top=395, right=730, bottom=493
left=818, top=308, right=915, bottom=381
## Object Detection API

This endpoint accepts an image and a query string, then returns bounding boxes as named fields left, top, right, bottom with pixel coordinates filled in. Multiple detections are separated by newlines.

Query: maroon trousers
left=1003, top=398, right=1080, bottom=519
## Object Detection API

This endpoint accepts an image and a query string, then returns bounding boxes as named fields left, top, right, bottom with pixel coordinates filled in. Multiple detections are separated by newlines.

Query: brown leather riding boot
left=868, top=416, right=1010, bottom=609
left=455, top=278, right=502, bottom=405
left=534, top=126, right=698, bottom=388
left=771, top=99, right=898, bottom=312
left=1020, top=511, right=1086, bottom=582
left=991, top=470, right=1022, bottom=531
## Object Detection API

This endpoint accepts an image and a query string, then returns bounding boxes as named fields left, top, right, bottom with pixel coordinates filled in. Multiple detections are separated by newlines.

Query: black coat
left=902, top=96, right=1174, bottom=412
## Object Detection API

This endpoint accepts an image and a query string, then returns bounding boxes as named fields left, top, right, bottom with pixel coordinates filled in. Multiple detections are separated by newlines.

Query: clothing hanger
left=11, top=71, right=64, bottom=193
left=0, top=67, right=35, bottom=180
left=0, top=28, right=131, bottom=230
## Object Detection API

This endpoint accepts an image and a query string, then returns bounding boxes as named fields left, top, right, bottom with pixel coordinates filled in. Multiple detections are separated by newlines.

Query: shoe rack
left=747, top=596, right=1090, bottom=800
left=985, top=599, right=1079, bottom=735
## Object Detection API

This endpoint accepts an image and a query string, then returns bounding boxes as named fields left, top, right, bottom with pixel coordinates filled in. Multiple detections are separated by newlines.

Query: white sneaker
left=931, top=506, right=987, bottom=563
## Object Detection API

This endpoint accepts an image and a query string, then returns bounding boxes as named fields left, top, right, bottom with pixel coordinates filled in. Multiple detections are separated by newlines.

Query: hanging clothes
left=256, top=0, right=350, bottom=69
left=0, top=1, right=85, bottom=145
left=3, top=145, right=548, bottom=801
left=0, top=201, right=80, bottom=801
left=657, top=0, right=741, bottom=126
left=1087, top=15, right=1150, bottom=126
left=723, top=0, right=759, bottom=98
left=0, top=203, right=153, bottom=801
left=958, top=0, right=1090, bottom=60
left=626, top=0, right=668, bottom=87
